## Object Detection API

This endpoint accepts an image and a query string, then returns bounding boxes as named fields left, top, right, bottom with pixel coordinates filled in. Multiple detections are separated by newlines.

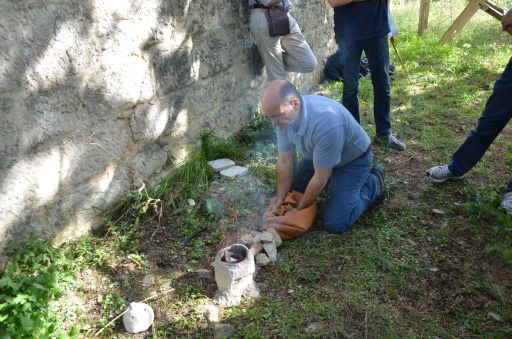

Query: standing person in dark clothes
left=427, top=9, right=512, bottom=214
left=327, top=0, right=406, bottom=151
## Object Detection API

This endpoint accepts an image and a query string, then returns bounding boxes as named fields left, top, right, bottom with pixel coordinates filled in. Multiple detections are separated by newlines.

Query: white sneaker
left=499, top=192, right=512, bottom=214
left=427, top=165, right=464, bottom=183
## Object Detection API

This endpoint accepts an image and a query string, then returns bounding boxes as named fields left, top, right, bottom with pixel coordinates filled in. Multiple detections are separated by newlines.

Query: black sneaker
left=371, top=164, right=385, bottom=205
left=251, top=44, right=264, bottom=77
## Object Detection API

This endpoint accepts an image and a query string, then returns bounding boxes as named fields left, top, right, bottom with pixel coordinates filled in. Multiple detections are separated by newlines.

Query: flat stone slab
left=208, top=158, right=235, bottom=172
left=220, top=166, right=248, bottom=179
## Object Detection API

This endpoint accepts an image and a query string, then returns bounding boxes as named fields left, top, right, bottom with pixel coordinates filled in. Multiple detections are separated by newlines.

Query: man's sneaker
left=371, top=164, right=386, bottom=205
left=251, top=44, right=264, bottom=77
left=375, top=133, right=406, bottom=151
left=499, top=192, right=512, bottom=214
left=426, top=165, right=464, bottom=183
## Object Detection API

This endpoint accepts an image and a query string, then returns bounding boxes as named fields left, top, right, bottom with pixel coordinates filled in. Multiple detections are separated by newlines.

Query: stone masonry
left=0, top=0, right=334, bottom=255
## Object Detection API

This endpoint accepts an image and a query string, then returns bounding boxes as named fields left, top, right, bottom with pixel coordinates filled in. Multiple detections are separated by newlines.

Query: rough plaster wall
left=0, top=0, right=334, bottom=252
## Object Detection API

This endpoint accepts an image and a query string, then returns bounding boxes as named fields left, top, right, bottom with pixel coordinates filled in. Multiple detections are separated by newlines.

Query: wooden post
left=418, top=0, right=430, bottom=35
left=440, top=0, right=483, bottom=44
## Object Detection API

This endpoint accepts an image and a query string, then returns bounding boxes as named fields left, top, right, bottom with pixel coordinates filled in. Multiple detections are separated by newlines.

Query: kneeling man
left=261, top=80, right=384, bottom=233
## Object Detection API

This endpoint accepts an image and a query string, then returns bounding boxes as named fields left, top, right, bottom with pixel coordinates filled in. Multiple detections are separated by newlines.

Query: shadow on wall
left=0, top=1, right=152, bottom=248
left=0, top=0, right=257, bottom=251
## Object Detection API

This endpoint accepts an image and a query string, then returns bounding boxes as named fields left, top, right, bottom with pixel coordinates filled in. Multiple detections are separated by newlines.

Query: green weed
left=234, top=113, right=274, bottom=146
left=98, top=292, right=126, bottom=329
left=0, top=235, right=75, bottom=337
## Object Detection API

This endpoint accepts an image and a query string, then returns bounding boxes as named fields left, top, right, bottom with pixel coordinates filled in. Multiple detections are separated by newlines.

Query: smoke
left=207, top=173, right=273, bottom=250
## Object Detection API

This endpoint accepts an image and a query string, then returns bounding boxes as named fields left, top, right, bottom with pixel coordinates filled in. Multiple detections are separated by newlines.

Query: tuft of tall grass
left=172, top=150, right=213, bottom=186
left=201, top=130, right=242, bottom=161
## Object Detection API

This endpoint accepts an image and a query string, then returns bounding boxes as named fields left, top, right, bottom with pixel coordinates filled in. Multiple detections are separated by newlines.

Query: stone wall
left=0, top=0, right=334, bottom=252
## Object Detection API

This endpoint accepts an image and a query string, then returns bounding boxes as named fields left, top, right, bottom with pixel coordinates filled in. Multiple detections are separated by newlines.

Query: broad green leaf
left=20, top=316, right=34, bottom=330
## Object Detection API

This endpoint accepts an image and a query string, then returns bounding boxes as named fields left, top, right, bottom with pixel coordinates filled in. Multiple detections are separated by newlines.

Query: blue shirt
left=247, top=0, right=291, bottom=9
left=333, top=0, right=389, bottom=41
left=276, top=95, right=371, bottom=169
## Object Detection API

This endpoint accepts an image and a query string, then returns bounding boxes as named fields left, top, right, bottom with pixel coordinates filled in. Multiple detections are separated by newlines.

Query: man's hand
left=271, top=198, right=283, bottom=216
left=274, top=150, right=295, bottom=214
left=271, top=198, right=299, bottom=216
left=502, top=9, right=512, bottom=35
left=327, top=0, right=367, bottom=9
left=297, top=167, right=332, bottom=210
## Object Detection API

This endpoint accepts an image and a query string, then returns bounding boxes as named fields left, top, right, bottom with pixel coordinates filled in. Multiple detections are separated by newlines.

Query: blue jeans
left=291, top=150, right=381, bottom=233
left=337, top=35, right=391, bottom=136
left=448, top=57, right=512, bottom=191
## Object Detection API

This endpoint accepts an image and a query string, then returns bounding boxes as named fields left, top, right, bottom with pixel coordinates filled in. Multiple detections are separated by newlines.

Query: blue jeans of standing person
left=337, top=34, right=391, bottom=136
left=448, top=57, right=512, bottom=191
left=291, top=150, right=381, bottom=233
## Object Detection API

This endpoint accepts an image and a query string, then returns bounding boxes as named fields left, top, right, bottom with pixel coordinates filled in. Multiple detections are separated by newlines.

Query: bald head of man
left=261, top=80, right=302, bottom=126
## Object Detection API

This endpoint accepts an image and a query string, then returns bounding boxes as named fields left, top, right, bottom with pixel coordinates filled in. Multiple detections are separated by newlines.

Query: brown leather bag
left=258, top=1, right=290, bottom=37
left=261, top=190, right=317, bottom=240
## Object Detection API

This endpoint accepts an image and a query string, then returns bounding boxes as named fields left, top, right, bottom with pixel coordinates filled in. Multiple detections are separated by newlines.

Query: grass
left=1, top=0, right=512, bottom=336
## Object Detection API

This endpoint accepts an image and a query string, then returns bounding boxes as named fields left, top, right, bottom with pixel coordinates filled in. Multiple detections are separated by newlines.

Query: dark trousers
left=448, top=57, right=512, bottom=191
left=337, top=34, right=391, bottom=136
left=291, top=150, right=380, bottom=234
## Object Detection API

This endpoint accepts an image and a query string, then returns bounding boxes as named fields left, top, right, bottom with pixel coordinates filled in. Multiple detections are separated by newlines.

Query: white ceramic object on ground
left=123, top=302, right=154, bottom=333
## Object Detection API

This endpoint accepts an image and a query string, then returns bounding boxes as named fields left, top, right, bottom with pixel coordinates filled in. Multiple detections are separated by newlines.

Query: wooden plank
left=440, top=0, right=483, bottom=44
left=418, top=0, right=430, bottom=35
